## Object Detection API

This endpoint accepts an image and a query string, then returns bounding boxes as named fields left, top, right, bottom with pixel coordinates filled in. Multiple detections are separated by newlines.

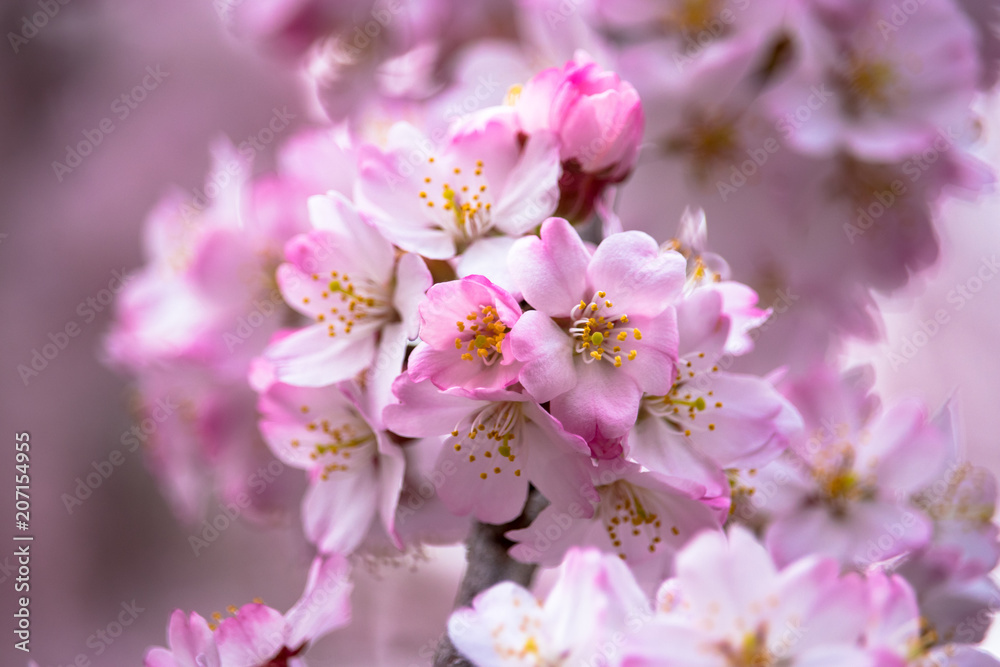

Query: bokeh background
left=1, top=1, right=999, bottom=665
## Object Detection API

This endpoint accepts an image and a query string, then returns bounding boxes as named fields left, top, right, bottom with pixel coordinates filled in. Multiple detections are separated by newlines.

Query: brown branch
left=433, top=488, right=547, bottom=666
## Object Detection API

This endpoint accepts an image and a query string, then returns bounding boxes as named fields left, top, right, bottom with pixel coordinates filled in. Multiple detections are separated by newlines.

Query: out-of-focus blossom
left=864, top=570, right=1000, bottom=667
left=766, top=0, right=979, bottom=162
left=448, top=548, right=651, bottom=666
left=106, top=142, right=311, bottom=520
left=621, top=526, right=874, bottom=666
left=144, top=554, right=352, bottom=667
left=740, top=365, right=950, bottom=568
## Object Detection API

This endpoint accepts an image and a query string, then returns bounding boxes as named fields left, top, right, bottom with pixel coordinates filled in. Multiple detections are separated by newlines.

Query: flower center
left=419, top=158, right=493, bottom=243
left=569, top=291, right=642, bottom=368
left=598, top=481, right=677, bottom=561
left=454, top=304, right=509, bottom=365
left=295, top=412, right=376, bottom=479
left=839, top=55, right=899, bottom=115
left=719, top=629, right=774, bottom=667
left=664, top=0, right=725, bottom=34
left=805, top=431, right=877, bottom=514
left=664, top=114, right=740, bottom=180
left=643, top=354, right=722, bottom=436
left=451, top=402, right=524, bottom=480
left=306, top=270, right=391, bottom=338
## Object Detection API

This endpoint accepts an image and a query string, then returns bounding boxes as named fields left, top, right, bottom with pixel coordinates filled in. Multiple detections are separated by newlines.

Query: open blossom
left=384, top=376, right=597, bottom=524
left=630, top=286, right=801, bottom=498
left=668, top=208, right=771, bottom=355
left=508, top=462, right=720, bottom=585
left=621, top=526, right=874, bottom=666
left=448, top=548, right=651, bottom=667
left=355, top=108, right=561, bottom=266
left=144, top=554, right=352, bottom=667
left=257, top=380, right=405, bottom=555
left=263, top=191, right=431, bottom=395
left=864, top=571, right=1000, bottom=667
left=895, top=419, right=1000, bottom=649
left=630, top=212, right=801, bottom=496
left=758, top=366, right=950, bottom=568
left=407, top=274, right=523, bottom=392
left=765, top=0, right=979, bottom=161
left=509, top=217, right=685, bottom=449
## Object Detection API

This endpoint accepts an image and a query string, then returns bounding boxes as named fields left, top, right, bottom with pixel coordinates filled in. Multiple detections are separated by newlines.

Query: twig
left=433, top=488, right=547, bottom=666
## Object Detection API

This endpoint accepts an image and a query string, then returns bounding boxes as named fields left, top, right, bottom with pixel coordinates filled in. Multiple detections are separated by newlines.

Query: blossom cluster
left=100, top=0, right=1000, bottom=665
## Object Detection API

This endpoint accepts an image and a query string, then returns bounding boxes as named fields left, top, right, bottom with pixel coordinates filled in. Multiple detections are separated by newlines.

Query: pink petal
left=303, top=464, right=379, bottom=555
left=491, top=130, right=562, bottom=235
left=509, top=311, right=578, bottom=403
left=264, top=322, right=378, bottom=387
left=509, top=217, right=590, bottom=317
left=215, top=603, right=288, bottom=666
left=383, top=376, right=487, bottom=437
left=285, top=554, right=353, bottom=648
left=550, top=359, right=642, bottom=440
left=586, top=232, right=686, bottom=315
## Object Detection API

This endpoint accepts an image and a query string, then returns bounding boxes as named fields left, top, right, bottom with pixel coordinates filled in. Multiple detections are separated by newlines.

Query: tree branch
left=433, top=488, right=547, bottom=666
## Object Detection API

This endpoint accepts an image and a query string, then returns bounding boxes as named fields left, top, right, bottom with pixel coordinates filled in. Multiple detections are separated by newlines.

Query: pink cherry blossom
left=257, top=380, right=405, bottom=555
left=262, top=192, right=432, bottom=398
left=621, top=526, right=874, bottom=666
left=864, top=571, right=1000, bottom=667
left=355, top=108, right=561, bottom=262
left=514, top=53, right=643, bottom=221
left=407, top=274, right=523, bottom=392
left=507, top=462, right=720, bottom=586
left=447, top=548, right=651, bottom=666
left=516, top=54, right=643, bottom=178
left=508, top=216, right=685, bottom=448
left=384, top=375, right=597, bottom=524
left=629, top=223, right=801, bottom=494
left=760, top=365, right=950, bottom=568
left=765, top=0, right=979, bottom=161
left=144, top=553, right=352, bottom=667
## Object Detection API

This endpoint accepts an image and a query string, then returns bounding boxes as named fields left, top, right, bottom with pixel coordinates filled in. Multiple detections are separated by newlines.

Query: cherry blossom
left=144, top=554, right=352, bottom=667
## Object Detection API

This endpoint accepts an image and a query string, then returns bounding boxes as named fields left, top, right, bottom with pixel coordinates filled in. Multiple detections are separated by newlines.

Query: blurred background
left=1, top=0, right=999, bottom=665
